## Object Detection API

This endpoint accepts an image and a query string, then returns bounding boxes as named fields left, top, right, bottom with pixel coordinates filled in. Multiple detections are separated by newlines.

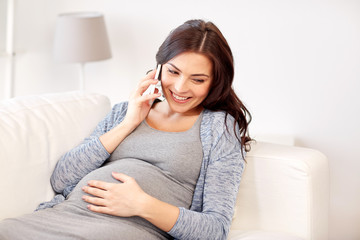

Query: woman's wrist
left=137, top=194, right=180, bottom=232
left=121, top=117, right=140, bottom=132
left=136, top=192, right=153, bottom=217
left=99, top=120, right=137, bottom=154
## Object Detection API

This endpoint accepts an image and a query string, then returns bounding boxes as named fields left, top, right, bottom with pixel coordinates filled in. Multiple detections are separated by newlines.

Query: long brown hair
left=156, top=19, right=252, bottom=155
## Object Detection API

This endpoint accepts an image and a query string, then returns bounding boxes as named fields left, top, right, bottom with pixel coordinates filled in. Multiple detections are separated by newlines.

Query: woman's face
left=161, top=52, right=213, bottom=115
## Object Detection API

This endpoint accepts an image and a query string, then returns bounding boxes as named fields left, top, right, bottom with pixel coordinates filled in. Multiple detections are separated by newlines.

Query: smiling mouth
left=170, top=91, right=191, bottom=103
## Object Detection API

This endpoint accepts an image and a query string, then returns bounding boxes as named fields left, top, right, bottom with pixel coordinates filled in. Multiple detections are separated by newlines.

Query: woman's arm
left=98, top=77, right=160, bottom=154
left=51, top=71, right=161, bottom=194
left=168, top=150, right=244, bottom=240
left=50, top=102, right=126, bottom=194
left=167, top=114, right=245, bottom=240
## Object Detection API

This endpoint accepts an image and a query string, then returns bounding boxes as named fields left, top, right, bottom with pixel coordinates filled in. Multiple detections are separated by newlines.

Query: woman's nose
left=174, top=77, right=188, bottom=93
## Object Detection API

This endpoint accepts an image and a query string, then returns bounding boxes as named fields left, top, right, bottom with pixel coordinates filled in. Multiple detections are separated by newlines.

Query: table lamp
left=53, top=12, right=112, bottom=91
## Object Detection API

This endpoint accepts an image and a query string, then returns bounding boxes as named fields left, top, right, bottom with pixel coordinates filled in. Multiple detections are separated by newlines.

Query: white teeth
left=172, top=92, right=188, bottom=101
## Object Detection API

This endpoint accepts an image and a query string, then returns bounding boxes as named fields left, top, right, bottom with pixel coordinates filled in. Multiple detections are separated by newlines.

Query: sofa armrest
left=230, top=141, right=329, bottom=240
left=0, top=91, right=111, bottom=220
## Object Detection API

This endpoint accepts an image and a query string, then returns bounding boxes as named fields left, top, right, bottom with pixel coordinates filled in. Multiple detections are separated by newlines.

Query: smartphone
left=143, top=64, right=165, bottom=102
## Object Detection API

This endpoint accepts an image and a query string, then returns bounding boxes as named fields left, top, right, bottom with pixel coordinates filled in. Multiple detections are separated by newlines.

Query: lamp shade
left=54, top=12, right=112, bottom=63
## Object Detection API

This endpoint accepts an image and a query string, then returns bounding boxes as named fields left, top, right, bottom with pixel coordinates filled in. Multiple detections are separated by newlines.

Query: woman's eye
left=168, top=69, right=178, bottom=75
left=193, top=79, right=205, bottom=83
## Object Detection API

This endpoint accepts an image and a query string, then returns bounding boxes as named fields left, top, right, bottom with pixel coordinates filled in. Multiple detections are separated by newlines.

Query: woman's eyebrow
left=192, top=73, right=210, bottom=78
left=167, top=63, right=181, bottom=72
left=166, top=63, right=210, bottom=78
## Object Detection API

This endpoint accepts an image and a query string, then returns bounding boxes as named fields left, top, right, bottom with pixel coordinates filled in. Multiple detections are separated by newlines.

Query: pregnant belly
left=66, top=159, right=194, bottom=210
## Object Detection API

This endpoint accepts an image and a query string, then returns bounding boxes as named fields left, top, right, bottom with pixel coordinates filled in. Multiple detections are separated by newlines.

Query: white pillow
left=0, top=91, right=111, bottom=220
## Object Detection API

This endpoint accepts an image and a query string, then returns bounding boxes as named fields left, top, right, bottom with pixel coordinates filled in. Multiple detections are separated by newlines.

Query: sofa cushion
left=0, top=91, right=111, bottom=220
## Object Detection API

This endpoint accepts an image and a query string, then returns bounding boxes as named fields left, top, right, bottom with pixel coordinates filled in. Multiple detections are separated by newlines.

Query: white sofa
left=0, top=92, right=329, bottom=240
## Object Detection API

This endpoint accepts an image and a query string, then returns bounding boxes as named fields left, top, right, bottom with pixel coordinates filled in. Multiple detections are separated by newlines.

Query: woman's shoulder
left=200, top=109, right=243, bottom=165
left=202, top=109, right=237, bottom=132
left=200, top=109, right=240, bottom=147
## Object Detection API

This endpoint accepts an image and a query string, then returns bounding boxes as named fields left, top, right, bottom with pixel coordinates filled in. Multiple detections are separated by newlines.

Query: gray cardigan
left=45, top=102, right=245, bottom=240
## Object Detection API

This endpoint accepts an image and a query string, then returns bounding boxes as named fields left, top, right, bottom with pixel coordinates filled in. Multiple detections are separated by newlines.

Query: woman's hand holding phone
left=122, top=68, right=162, bottom=130
left=99, top=67, right=162, bottom=154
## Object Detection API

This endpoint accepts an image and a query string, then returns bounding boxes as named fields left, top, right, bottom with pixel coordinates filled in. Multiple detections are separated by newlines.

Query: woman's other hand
left=82, top=172, right=148, bottom=217
left=82, top=172, right=180, bottom=232
left=123, top=70, right=161, bottom=129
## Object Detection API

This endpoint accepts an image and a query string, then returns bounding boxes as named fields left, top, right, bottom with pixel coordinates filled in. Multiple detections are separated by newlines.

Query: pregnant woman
left=0, top=19, right=251, bottom=240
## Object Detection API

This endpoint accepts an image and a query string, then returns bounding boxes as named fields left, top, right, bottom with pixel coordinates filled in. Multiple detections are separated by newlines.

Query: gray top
left=0, top=113, right=203, bottom=240
left=66, top=112, right=204, bottom=213
left=108, top=117, right=204, bottom=193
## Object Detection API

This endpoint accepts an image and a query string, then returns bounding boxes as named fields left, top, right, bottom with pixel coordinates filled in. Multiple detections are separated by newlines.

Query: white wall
left=0, top=0, right=359, bottom=239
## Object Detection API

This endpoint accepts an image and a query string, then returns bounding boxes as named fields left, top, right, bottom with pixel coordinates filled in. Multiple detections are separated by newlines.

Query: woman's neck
left=152, top=101, right=203, bottom=118
left=146, top=101, right=203, bottom=132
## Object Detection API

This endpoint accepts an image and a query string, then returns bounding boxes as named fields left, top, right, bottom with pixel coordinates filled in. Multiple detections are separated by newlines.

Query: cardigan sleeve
left=168, top=116, right=245, bottom=240
left=50, top=102, right=128, bottom=194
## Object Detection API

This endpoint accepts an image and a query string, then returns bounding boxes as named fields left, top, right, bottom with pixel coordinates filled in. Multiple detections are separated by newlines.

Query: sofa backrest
left=0, top=91, right=111, bottom=220
left=231, top=141, right=329, bottom=240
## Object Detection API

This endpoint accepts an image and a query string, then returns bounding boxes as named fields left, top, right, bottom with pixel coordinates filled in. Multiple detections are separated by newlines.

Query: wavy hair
left=156, top=19, right=252, bottom=155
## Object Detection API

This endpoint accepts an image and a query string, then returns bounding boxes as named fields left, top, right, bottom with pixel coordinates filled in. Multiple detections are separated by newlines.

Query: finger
left=137, top=79, right=158, bottom=93
left=112, top=172, right=134, bottom=183
left=82, top=185, right=106, bottom=198
left=145, top=69, right=156, bottom=79
left=138, top=68, right=158, bottom=87
left=82, top=195, right=106, bottom=206
left=136, top=70, right=156, bottom=88
left=87, top=204, right=112, bottom=215
left=141, top=92, right=162, bottom=103
left=87, top=180, right=111, bottom=191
